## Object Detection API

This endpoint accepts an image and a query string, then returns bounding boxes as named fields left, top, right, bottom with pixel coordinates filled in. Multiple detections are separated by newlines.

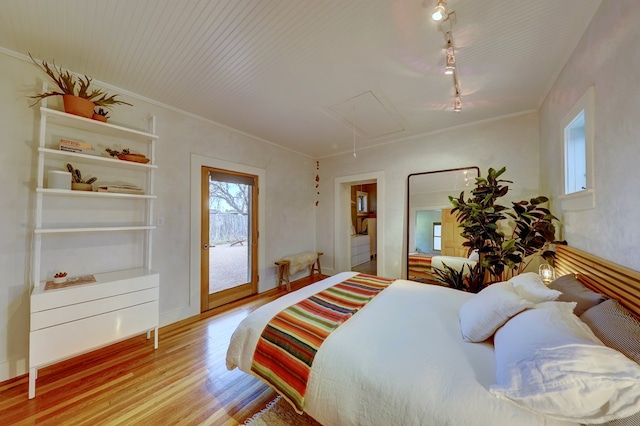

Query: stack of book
left=97, top=184, right=145, bottom=195
left=59, top=139, right=92, bottom=153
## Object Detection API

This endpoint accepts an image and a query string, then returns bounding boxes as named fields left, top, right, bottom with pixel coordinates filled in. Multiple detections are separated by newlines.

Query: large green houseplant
left=437, top=166, right=562, bottom=292
left=28, top=53, right=132, bottom=118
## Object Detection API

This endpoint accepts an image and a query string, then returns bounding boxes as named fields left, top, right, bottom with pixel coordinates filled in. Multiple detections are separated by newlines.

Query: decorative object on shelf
left=28, top=53, right=132, bottom=118
left=97, top=184, right=144, bottom=195
left=45, top=274, right=97, bottom=291
left=92, top=107, right=110, bottom=122
left=66, top=163, right=97, bottom=191
left=47, top=170, right=72, bottom=189
left=52, top=271, right=67, bottom=284
left=105, top=147, right=150, bottom=164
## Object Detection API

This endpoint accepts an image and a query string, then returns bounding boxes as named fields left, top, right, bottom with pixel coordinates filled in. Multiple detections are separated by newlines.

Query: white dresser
left=29, top=268, right=159, bottom=398
left=351, top=234, right=371, bottom=267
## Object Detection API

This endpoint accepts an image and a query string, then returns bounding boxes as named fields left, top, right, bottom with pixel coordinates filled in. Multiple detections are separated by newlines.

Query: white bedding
left=431, top=255, right=477, bottom=273
left=226, top=272, right=577, bottom=426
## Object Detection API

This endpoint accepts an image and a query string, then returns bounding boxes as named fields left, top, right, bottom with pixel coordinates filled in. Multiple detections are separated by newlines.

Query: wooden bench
left=275, top=251, right=323, bottom=291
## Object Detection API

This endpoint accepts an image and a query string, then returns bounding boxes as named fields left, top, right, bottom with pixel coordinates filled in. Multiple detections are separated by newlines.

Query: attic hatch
left=325, top=90, right=408, bottom=139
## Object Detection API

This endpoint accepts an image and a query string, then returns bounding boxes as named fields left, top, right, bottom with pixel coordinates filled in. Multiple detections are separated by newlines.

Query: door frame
left=188, top=154, right=266, bottom=320
left=200, top=166, right=258, bottom=312
left=334, top=171, right=385, bottom=277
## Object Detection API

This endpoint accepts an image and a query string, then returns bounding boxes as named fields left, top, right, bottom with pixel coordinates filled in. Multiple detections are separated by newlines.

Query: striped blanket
left=408, top=253, right=433, bottom=273
left=251, top=273, right=395, bottom=412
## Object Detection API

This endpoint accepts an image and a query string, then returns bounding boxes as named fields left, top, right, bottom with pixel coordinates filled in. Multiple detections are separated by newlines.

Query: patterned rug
left=244, top=397, right=321, bottom=426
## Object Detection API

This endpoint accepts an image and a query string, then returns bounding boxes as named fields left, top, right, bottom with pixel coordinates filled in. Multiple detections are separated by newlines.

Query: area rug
left=244, top=397, right=321, bottom=426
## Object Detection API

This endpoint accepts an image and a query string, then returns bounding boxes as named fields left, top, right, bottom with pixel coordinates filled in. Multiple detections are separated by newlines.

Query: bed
left=226, top=245, right=640, bottom=425
left=408, top=253, right=477, bottom=283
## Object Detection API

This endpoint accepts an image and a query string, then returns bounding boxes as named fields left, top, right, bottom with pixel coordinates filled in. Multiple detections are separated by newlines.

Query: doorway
left=334, top=172, right=385, bottom=277
left=200, top=167, right=258, bottom=312
left=350, top=183, right=377, bottom=275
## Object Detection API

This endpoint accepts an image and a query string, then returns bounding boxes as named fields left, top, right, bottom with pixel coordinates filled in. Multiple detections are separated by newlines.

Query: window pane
left=433, top=224, right=442, bottom=251
left=565, top=110, right=586, bottom=194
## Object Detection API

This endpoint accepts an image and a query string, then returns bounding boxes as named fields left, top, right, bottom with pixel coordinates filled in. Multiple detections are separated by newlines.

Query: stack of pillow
left=458, top=272, right=640, bottom=424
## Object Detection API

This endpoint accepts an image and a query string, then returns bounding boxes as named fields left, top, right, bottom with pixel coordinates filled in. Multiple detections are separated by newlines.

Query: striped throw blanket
left=251, top=274, right=395, bottom=412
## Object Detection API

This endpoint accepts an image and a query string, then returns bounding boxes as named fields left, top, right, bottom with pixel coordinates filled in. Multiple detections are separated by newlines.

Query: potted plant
left=436, top=166, right=564, bottom=292
left=92, top=107, right=110, bottom=123
left=66, top=163, right=97, bottom=191
left=28, top=53, right=132, bottom=118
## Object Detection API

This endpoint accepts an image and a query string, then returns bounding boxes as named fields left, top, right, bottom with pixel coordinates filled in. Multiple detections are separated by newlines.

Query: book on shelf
left=97, top=185, right=145, bottom=195
left=60, top=139, right=92, bottom=150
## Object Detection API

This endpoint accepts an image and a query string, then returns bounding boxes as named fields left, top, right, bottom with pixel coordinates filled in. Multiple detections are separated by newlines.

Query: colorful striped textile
left=408, top=253, right=433, bottom=273
left=251, top=273, right=395, bottom=412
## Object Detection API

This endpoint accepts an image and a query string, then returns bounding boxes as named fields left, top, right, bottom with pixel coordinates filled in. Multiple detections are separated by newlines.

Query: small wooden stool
left=275, top=252, right=323, bottom=291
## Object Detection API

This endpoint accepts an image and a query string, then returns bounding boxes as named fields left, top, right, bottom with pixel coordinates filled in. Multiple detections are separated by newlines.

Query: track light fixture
left=436, top=12, right=462, bottom=112
left=444, top=32, right=456, bottom=75
left=453, top=74, right=462, bottom=112
left=432, top=0, right=447, bottom=22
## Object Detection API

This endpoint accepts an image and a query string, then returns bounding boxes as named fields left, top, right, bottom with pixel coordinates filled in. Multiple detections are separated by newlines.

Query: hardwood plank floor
left=0, top=275, right=328, bottom=425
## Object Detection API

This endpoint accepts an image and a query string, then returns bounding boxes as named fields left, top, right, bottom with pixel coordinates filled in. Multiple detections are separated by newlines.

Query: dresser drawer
left=29, top=300, right=159, bottom=368
left=30, top=287, right=159, bottom=331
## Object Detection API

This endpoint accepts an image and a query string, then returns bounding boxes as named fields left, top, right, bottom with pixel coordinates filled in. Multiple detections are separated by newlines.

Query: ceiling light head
left=454, top=96, right=462, bottom=112
left=431, top=0, right=447, bottom=21
left=445, top=51, right=456, bottom=74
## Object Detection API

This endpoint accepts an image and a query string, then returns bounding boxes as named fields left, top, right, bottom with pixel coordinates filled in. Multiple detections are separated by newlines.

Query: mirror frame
left=406, top=166, right=480, bottom=279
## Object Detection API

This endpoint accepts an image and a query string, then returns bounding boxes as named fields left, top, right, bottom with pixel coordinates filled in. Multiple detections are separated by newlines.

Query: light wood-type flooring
left=0, top=275, right=327, bottom=425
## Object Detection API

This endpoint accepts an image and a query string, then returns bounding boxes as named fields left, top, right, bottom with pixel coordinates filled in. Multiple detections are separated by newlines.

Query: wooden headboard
left=554, top=245, right=640, bottom=318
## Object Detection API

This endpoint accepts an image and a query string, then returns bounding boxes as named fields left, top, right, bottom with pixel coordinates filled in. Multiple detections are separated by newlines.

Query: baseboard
left=0, top=358, right=27, bottom=383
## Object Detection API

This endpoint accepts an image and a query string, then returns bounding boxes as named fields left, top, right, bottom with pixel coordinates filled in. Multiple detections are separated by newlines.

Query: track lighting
left=454, top=77, right=462, bottom=112
left=444, top=32, right=455, bottom=75
left=454, top=96, right=462, bottom=112
left=432, top=0, right=447, bottom=21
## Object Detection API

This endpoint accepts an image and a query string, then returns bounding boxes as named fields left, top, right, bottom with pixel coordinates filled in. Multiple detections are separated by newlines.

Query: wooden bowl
left=117, top=154, right=150, bottom=164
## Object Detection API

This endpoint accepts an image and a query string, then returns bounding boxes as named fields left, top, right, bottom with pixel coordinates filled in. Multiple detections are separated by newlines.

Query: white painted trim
left=334, top=172, right=385, bottom=277
left=561, top=86, right=595, bottom=211
left=189, top=154, right=266, bottom=318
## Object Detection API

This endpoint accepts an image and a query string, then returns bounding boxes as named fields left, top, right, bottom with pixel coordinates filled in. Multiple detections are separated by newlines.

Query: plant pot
left=62, top=95, right=95, bottom=118
left=92, top=113, right=108, bottom=122
left=71, top=182, right=93, bottom=191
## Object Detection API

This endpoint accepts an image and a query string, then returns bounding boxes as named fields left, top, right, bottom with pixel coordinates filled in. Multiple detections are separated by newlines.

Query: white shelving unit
left=28, top=94, right=160, bottom=399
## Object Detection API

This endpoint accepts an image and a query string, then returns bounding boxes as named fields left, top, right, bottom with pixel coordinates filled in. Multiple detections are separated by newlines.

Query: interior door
left=441, top=208, right=467, bottom=257
left=201, top=167, right=258, bottom=311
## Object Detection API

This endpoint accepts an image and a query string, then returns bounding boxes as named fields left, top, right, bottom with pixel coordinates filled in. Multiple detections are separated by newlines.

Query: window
left=564, top=110, right=586, bottom=194
left=433, top=222, right=442, bottom=251
left=561, top=86, right=595, bottom=210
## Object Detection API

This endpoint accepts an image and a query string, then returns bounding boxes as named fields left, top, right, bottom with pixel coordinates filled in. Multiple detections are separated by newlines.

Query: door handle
left=203, top=243, right=210, bottom=250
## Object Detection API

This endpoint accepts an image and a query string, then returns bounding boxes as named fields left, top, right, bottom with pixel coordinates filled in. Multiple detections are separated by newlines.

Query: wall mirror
left=406, top=166, right=479, bottom=280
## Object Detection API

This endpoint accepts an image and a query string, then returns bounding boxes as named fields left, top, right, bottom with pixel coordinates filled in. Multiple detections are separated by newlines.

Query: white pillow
left=491, top=301, right=640, bottom=423
left=510, top=272, right=561, bottom=303
left=458, top=281, right=534, bottom=342
left=468, top=250, right=479, bottom=262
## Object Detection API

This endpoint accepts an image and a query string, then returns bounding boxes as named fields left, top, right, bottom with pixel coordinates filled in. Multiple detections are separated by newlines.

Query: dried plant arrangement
left=28, top=53, right=132, bottom=108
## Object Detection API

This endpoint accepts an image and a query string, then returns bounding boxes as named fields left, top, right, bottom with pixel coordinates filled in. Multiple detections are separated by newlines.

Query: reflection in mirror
left=406, top=167, right=479, bottom=282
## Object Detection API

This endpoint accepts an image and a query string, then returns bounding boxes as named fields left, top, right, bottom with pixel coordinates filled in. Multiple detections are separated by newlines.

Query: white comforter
left=226, top=272, right=577, bottom=426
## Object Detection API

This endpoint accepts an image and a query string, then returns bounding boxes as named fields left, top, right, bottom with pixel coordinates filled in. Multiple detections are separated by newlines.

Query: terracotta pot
left=71, top=182, right=93, bottom=191
left=62, top=95, right=94, bottom=118
left=92, top=113, right=108, bottom=122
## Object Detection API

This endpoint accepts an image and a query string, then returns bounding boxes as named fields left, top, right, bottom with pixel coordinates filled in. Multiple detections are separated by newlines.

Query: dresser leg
left=154, top=327, right=159, bottom=349
left=28, top=367, right=36, bottom=399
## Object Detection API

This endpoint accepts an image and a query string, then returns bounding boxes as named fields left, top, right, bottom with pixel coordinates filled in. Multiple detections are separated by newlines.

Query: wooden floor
left=0, top=275, right=328, bottom=426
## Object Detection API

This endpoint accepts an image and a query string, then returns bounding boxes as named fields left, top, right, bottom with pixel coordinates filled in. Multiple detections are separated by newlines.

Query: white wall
left=539, top=0, right=640, bottom=271
left=0, top=51, right=316, bottom=381
left=317, top=112, right=541, bottom=279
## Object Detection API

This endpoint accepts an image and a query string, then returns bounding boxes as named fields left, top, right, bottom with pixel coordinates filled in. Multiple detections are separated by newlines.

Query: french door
left=201, top=167, right=258, bottom=312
